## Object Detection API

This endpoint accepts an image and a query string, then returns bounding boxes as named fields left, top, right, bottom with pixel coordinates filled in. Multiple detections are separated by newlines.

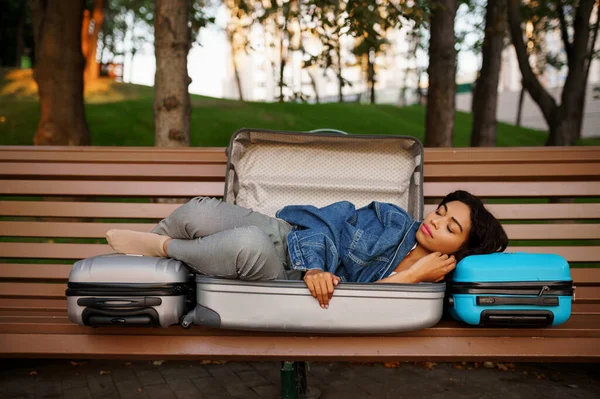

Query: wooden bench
left=1, top=145, right=599, bottom=365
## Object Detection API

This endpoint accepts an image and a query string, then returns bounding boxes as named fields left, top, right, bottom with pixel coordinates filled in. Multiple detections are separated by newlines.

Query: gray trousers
left=151, top=197, right=298, bottom=280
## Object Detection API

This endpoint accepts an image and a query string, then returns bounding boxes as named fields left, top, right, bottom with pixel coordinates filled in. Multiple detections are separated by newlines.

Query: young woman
left=106, top=190, right=508, bottom=308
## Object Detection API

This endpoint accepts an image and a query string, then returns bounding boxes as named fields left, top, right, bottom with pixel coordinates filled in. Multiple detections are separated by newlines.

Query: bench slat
left=0, top=264, right=72, bottom=279
left=425, top=163, right=600, bottom=179
left=0, top=221, right=153, bottom=237
left=3, top=201, right=599, bottom=220
left=3, top=146, right=599, bottom=162
left=1, top=333, right=598, bottom=361
left=1, top=162, right=227, bottom=177
left=4, top=161, right=599, bottom=179
left=0, top=313, right=598, bottom=336
left=2, top=263, right=599, bottom=283
left=0, top=243, right=111, bottom=259
left=0, top=147, right=228, bottom=162
left=0, top=180, right=224, bottom=196
left=2, top=242, right=597, bottom=261
left=0, top=201, right=183, bottom=218
left=0, top=297, right=595, bottom=314
left=2, top=180, right=599, bottom=198
left=425, top=203, right=600, bottom=220
left=4, top=221, right=599, bottom=240
left=1, top=282, right=597, bottom=301
left=424, top=182, right=600, bottom=197
left=423, top=147, right=600, bottom=162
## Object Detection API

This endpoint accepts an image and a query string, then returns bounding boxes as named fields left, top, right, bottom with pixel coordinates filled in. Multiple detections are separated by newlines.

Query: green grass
left=1, top=69, right=599, bottom=147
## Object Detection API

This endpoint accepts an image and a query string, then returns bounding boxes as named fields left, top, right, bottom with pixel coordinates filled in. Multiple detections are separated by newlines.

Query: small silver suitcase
left=67, top=254, right=190, bottom=328
left=183, top=129, right=446, bottom=333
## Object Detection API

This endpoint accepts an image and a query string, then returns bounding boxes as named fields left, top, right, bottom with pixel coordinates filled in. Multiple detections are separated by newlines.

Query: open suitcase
left=67, top=254, right=191, bottom=328
left=181, top=128, right=446, bottom=333
left=446, top=253, right=575, bottom=327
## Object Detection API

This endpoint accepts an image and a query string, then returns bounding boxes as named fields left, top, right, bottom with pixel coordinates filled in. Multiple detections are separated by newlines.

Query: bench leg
left=280, top=361, right=321, bottom=399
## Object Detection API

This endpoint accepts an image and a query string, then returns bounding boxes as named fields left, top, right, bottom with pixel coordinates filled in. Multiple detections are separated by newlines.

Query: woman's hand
left=408, top=252, right=456, bottom=283
left=303, top=269, right=341, bottom=308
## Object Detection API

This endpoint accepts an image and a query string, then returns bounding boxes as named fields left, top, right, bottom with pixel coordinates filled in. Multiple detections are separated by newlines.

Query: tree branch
left=506, top=0, right=556, bottom=122
left=556, top=0, right=572, bottom=63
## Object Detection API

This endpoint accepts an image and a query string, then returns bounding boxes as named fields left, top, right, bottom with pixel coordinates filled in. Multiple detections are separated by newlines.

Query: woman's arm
left=377, top=252, right=457, bottom=284
left=376, top=269, right=419, bottom=284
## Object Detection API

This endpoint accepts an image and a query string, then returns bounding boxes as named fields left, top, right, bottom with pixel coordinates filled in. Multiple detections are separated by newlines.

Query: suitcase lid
left=68, top=254, right=190, bottom=283
left=224, top=129, right=424, bottom=221
left=450, top=252, right=572, bottom=283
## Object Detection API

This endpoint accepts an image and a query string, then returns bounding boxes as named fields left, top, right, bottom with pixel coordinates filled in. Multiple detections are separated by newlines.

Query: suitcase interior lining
left=225, top=130, right=423, bottom=220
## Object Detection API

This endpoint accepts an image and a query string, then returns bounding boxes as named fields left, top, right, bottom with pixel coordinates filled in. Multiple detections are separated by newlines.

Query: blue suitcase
left=447, top=253, right=575, bottom=327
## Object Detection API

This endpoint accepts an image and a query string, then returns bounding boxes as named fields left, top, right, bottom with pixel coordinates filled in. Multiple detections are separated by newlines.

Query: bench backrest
left=1, top=146, right=599, bottom=316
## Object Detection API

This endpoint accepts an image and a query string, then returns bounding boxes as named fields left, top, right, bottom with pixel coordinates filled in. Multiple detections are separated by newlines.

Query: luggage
left=446, top=252, right=575, bottom=327
left=182, top=277, right=445, bottom=333
left=182, top=128, right=446, bottom=333
left=66, top=254, right=191, bottom=328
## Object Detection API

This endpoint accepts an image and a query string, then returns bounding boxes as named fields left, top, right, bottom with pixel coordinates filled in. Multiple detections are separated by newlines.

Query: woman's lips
left=421, top=224, right=433, bottom=238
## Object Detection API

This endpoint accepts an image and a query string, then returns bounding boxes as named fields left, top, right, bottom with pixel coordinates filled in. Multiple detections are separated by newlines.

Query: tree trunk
left=308, top=70, right=319, bottom=103
left=81, top=0, right=104, bottom=82
left=233, top=55, right=244, bottom=102
left=471, top=0, right=507, bottom=147
left=227, top=29, right=244, bottom=101
left=154, top=0, right=191, bottom=147
left=425, top=0, right=457, bottom=147
left=368, top=54, right=376, bottom=104
left=336, top=39, right=343, bottom=103
left=30, top=0, right=90, bottom=146
left=507, top=0, right=596, bottom=146
left=516, top=82, right=525, bottom=126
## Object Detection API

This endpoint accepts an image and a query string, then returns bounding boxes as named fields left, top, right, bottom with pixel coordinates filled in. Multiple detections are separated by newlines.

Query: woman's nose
left=431, top=218, right=439, bottom=229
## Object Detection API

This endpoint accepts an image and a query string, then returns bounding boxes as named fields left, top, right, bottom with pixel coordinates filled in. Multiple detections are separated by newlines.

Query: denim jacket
left=276, top=201, right=420, bottom=283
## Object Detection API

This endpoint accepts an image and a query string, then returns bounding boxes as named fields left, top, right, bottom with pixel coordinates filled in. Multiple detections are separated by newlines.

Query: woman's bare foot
left=106, top=229, right=170, bottom=257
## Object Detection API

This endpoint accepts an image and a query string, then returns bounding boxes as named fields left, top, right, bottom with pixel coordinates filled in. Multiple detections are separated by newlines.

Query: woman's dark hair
left=439, top=190, right=508, bottom=261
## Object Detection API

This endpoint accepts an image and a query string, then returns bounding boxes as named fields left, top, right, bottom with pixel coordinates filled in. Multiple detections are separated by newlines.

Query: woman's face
left=416, top=200, right=472, bottom=255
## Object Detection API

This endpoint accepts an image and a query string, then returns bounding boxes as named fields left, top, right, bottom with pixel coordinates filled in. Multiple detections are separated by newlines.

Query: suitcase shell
left=184, top=276, right=445, bottom=333
left=183, top=129, right=446, bottom=333
left=67, top=254, right=190, bottom=328
left=447, top=253, right=574, bottom=327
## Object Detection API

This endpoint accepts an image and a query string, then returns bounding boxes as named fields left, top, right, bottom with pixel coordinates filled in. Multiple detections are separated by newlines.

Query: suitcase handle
left=81, top=307, right=160, bottom=327
left=476, top=296, right=559, bottom=306
left=308, top=129, right=349, bottom=135
left=77, top=297, right=162, bottom=308
left=87, top=314, right=154, bottom=327
left=480, top=310, right=554, bottom=327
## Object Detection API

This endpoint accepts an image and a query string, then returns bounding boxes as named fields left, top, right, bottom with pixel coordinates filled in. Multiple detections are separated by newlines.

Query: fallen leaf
left=418, top=361, right=437, bottom=370
left=137, top=388, right=143, bottom=392
left=100, top=370, right=111, bottom=375
left=384, top=362, right=401, bottom=368
left=123, top=362, right=132, bottom=366
left=483, top=362, right=495, bottom=369
left=28, top=371, right=38, bottom=376
left=70, top=361, right=87, bottom=366
left=568, top=384, right=579, bottom=389
left=452, top=364, right=464, bottom=370
left=199, top=360, right=226, bottom=365
left=497, top=363, right=509, bottom=371
left=152, top=360, right=164, bottom=366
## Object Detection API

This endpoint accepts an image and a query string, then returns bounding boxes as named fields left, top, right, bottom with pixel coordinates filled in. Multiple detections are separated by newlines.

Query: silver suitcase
left=183, top=129, right=445, bottom=333
left=67, top=254, right=190, bottom=328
